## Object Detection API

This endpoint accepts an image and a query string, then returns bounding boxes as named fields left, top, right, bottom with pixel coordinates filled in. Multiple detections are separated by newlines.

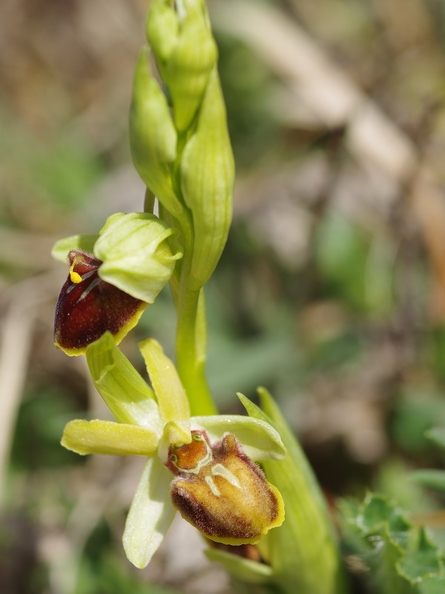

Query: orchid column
left=130, top=0, right=234, bottom=416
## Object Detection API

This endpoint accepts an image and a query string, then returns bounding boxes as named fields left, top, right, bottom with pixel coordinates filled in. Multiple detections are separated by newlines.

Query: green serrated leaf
left=418, top=574, right=445, bottom=594
left=339, top=493, right=419, bottom=594
left=397, top=528, right=443, bottom=584
left=359, top=493, right=411, bottom=543
left=374, top=527, right=416, bottom=594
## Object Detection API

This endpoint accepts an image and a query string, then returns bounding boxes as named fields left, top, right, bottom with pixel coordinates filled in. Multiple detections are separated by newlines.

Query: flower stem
left=175, top=278, right=216, bottom=417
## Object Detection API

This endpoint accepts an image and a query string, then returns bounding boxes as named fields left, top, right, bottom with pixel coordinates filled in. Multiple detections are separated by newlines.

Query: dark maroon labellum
left=54, top=250, right=146, bottom=355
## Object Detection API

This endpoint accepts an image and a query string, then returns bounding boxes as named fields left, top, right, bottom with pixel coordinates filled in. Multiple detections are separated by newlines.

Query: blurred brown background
left=2, top=0, right=445, bottom=592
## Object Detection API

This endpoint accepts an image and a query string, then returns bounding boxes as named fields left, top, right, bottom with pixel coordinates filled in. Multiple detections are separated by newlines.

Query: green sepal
left=51, top=234, right=98, bottom=262
left=205, top=548, right=273, bottom=584
left=123, top=456, right=176, bottom=568
left=94, top=212, right=182, bottom=303
left=146, top=0, right=178, bottom=62
left=180, top=68, right=234, bottom=290
left=129, top=47, right=182, bottom=218
left=61, top=419, right=159, bottom=456
left=86, top=332, right=162, bottom=432
left=149, top=0, right=217, bottom=132
left=194, top=411, right=285, bottom=462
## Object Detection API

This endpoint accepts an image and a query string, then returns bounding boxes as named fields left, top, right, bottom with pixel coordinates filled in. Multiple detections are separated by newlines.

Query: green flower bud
left=147, top=0, right=218, bottom=132
left=95, top=212, right=182, bottom=303
left=146, top=0, right=178, bottom=63
left=129, top=47, right=182, bottom=218
left=180, top=68, right=234, bottom=289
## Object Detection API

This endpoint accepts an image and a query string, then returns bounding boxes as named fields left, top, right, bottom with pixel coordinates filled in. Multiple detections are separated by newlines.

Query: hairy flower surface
left=61, top=333, right=285, bottom=568
left=167, top=429, right=284, bottom=545
left=54, top=250, right=147, bottom=355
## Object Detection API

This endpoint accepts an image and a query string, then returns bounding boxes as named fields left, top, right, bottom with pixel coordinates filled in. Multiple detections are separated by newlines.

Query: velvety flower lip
left=54, top=250, right=147, bottom=356
left=60, top=332, right=285, bottom=568
left=167, top=429, right=285, bottom=546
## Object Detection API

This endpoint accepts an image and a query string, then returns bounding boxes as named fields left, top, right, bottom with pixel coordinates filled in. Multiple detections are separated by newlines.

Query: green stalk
left=174, top=268, right=216, bottom=417
left=165, top=125, right=218, bottom=417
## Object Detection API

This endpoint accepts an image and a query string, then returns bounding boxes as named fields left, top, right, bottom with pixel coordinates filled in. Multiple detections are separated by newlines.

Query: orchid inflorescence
left=60, top=332, right=285, bottom=568
left=53, top=1, right=345, bottom=593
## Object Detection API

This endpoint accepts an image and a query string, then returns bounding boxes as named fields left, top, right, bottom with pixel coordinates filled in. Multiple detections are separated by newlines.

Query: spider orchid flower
left=61, top=332, right=285, bottom=568
left=52, top=212, right=182, bottom=355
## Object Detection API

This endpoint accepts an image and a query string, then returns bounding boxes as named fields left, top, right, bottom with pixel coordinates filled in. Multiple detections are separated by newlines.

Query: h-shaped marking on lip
left=204, top=463, right=242, bottom=497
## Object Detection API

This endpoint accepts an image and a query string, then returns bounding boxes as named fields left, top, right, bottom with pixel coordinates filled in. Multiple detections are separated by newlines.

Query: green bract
left=130, top=0, right=233, bottom=295
left=61, top=333, right=286, bottom=569
left=129, top=48, right=182, bottom=219
left=148, top=0, right=218, bottom=132
left=52, top=212, right=182, bottom=303
left=180, top=67, right=234, bottom=289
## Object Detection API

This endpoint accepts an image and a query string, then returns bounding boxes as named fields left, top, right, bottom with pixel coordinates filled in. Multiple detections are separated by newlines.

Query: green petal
left=129, top=47, right=182, bottom=219
left=194, top=412, right=285, bottom=462
left=61, top=419, right=159, bottom=456
left=51, top=234, right=98, bottom=263
left=95, top=212, right=182, bottom=303
left=86, top=333, right=162, bottom=432
left=123, top=456, right=176, bottom=568
left=139, top=338, right=191, bottom=427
